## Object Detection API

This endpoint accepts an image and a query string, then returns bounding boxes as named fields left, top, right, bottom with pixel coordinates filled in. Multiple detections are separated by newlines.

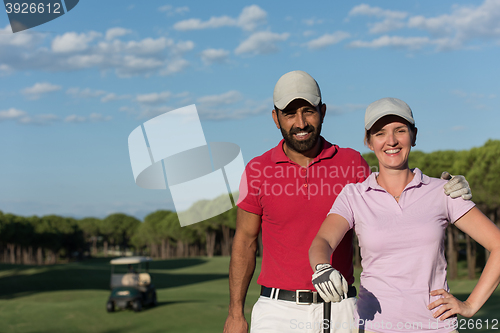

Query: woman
left=309, top=97, right=500, bottom=333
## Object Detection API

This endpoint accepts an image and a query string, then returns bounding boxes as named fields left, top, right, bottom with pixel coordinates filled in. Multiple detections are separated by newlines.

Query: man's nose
left=295, top=112, right=307, bottom=129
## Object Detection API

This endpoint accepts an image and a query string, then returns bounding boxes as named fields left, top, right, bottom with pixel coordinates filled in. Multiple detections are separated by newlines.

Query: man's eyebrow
left=281, top=106, right=316, bottom=114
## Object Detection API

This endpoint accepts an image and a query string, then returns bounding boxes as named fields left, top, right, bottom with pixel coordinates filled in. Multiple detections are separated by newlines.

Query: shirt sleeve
left=446, top=194, right=476, bottom=224
left=236, top=159, right=263, bottom=216
left=328, top=184, right=356, bottom=229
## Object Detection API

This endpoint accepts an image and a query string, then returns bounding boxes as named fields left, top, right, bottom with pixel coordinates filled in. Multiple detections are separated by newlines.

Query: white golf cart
left=106, top=256, right=157, bottom=312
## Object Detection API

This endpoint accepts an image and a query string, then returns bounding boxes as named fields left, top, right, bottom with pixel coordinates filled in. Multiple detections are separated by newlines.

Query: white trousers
left=250, top=296, right=357, bottom=333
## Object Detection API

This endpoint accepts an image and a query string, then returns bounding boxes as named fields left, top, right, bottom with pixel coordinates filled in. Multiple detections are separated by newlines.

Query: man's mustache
left=289, top=125, right=314, bottom=135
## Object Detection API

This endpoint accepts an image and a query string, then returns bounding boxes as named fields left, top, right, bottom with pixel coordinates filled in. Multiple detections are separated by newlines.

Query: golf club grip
left=323, top=301, right=331, bottom=333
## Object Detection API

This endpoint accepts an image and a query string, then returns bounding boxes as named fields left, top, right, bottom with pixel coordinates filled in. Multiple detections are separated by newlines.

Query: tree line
left=1, top=140, right=499, bottom=279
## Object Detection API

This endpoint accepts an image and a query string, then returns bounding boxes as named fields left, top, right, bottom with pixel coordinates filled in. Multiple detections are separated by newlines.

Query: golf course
left=0, top=257, right=498, bottom=333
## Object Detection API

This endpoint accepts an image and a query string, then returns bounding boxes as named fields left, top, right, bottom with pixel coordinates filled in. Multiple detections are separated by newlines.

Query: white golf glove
left=312, top=263, right=348, bottom=303
left=441, top=172, right=472, bottom=200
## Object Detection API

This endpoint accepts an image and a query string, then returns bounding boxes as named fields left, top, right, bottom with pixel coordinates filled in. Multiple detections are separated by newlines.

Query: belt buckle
left=295, top=290, right=315, bottom=305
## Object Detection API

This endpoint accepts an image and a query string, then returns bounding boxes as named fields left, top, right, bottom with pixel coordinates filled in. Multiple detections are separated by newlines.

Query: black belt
left=260, top=285, right=356, bottom=305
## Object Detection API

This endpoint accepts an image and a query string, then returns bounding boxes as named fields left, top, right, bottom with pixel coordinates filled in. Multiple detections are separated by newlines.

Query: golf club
left=323, top=301, right=331, bottom=333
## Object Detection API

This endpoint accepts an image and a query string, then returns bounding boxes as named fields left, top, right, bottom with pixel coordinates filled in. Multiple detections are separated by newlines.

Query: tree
left=78, top=217, right=101, bottom=256
left=460, top=140, right=500, bottom=270
left=101, top=213, right=140, bottom=256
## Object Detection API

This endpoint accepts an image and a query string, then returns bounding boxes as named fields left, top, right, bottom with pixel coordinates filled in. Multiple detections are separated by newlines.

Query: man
left=223, top=70, right=471, bottom=333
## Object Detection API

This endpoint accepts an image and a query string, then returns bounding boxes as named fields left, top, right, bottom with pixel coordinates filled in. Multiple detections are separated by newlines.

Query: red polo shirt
left=237, top=137, right=369, bottom=291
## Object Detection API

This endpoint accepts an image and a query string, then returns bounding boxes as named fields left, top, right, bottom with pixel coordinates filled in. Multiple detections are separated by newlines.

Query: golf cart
left=106, top=256, right=157, bottom=312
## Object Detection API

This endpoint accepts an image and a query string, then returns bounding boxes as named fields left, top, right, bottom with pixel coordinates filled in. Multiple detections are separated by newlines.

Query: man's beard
left=280, top=123, right=322, bottom=153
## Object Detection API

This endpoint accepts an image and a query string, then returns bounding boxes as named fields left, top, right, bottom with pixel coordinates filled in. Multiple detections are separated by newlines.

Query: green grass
left=0, top=258, right=498, bottom=333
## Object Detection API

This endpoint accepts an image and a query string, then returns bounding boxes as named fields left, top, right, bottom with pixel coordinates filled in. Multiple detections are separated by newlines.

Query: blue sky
left=1, top=0, right=499, bottom=219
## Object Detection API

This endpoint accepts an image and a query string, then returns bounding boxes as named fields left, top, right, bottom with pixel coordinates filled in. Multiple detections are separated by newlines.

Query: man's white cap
left=365, top=97, right=415, bottom=130
left=273, top=70, right=321, bottom=110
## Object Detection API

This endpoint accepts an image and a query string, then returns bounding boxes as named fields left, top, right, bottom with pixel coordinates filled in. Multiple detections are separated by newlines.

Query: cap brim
left=274, top=93, right=320, bottom=110
left=365, top=113, right=415, bottom=130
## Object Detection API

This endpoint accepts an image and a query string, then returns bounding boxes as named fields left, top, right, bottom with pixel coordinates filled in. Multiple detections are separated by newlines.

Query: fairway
left=0, top=257, right=498, bottom=333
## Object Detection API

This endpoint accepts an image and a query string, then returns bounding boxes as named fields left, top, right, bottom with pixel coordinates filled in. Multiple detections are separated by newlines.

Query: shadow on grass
left=107, top=300, right=195, bottom=313
left=0, top=258, right=227, bottom=300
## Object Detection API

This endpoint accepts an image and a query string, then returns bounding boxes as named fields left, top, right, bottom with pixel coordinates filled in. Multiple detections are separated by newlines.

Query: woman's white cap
left=365, top=97, right=415, bottom=130
left=273, top=70, right=321, bottom=110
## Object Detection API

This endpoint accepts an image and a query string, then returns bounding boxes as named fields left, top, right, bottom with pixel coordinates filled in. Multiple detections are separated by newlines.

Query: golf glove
left=312, top=263, right=348, bottom=303
left=441, top=172, right=472, bottom=200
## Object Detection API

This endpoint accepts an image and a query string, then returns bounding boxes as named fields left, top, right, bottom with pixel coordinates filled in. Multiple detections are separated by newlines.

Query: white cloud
left=1, top=108, right=59, bottom=125
left=67, top=87, right=107, bottom=99
left=0, top=108, right=26, bottom=120
left=197, top=91, right=242, bottom=106
left=237, top=5, right=267, bottom=31
left=129, top=91, right=269, bottom=121
left=173, top=5, right=266, bottom=31
left=349, top=35, right=431, bottom=50
left=101, top=93, right=130, bottom=103
left=65, top=115, right=86, bottom=123
left=306, top=31, right=351, bottom=49
left=200, top=48, right=229, bottom=65
left=64, top=113, right=114, bottom=123
left=303, top=18, right=324, bottom=26
left=348, top=4, right=408, bottom=34
left=349, top=4, right=408, bottom=20
left=369, top=19, right=407, bottom=34
left=136, top=91, right=172, bottom=105
left=159, top=58, right=190, bottom=76
left=117, top=56, right=165, bottom=77
left=19, top=114, right=58, bottom=125
left=158, top=5, right=189, bottom=16
left=66, top=87, right=129, bottom=103
left=174, top=40, right=195, bottom=53
left=52, top=31, right=101, bottom=53
left=89, top=113, right=112, bottom=122
left=0, top=64, right=13, bottom=75
left=174, top=16, right=236, bottom=31
left=408, top=0, right=500, bottom=45
left=0, top=29, right=194, bottom=77
left=193, top=91, right=270, bottom=120
left=198, top=97, right=270, bottom=120
left=349, top=1, right=500, bottom=51
left=137, top=105, right=175, bottom=119
left=0, top=25, right=44, bottom=47
left=235, top=31, right=289, bottom=55
left=121, top=37, right=172, bottom=54
left=105, top=27, right=132, bottom=41
left=95, top=37, right=179, bottom=56
left=22, top=82, right=62, bottom=99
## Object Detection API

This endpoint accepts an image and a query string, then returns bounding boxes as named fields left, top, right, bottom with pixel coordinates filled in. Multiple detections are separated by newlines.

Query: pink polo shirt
left=238, top=137, right=369, bottom=291
left=329, top=168, right=475, bottom=333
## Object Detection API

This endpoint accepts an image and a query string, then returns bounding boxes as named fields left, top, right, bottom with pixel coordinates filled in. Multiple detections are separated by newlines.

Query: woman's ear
left=412, top=127, right=418, bottom=147
left=367, top=138, right=374, bottom=151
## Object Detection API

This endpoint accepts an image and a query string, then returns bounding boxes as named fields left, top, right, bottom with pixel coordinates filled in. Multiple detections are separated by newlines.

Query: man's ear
left=272, top=109, right=280, bottom=129
left=320, top=103, right=326, bottom=123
